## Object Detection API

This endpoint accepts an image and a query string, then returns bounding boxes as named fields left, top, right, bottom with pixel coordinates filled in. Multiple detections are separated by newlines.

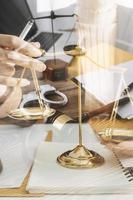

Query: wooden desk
left=0, top=44, right=133, bottom=197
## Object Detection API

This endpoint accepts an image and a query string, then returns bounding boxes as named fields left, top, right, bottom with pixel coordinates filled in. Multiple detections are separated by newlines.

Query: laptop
left=0, top=0, right=77, bottom=63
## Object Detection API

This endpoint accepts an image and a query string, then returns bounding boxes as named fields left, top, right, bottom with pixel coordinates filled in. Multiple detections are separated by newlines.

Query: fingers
left=118, top=141, right=133, bottom=149
left=0, top=86, right=12, bottom=104
left=30, top=42, right=41, bottom=49
left=0, top=34, right=42, bottom=57
left=106, top=143, right=124, bottom=155
left=107, top=142, right=133, bottom=157
left=0, top=62, right=15, bottom=76
left=0, top=85, right=7, bottom=99
left=0, top=48, right=46, bottom=72
left=106, top=143, right=121, bottom=151
left=0, top=86, right=22, bottom=118
left=8, top=51, right=46, bottom=72
left=117, top=142, right=133, bottom=156
left=0, top=75, right=30, bottom=87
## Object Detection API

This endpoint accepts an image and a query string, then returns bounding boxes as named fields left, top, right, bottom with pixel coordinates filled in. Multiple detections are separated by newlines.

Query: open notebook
left=27, top=142, right=133, bottom=194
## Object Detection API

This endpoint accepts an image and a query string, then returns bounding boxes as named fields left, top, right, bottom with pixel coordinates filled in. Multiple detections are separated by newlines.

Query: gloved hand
left=0, top=34, right=46, bottom=118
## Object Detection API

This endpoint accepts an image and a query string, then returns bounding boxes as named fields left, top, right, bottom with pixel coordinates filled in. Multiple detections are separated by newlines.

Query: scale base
left=8, top=107, right=56, bottom=121
left=44, top=59, right=68, bottom=81
left=57, top=145, right=104, bottom=169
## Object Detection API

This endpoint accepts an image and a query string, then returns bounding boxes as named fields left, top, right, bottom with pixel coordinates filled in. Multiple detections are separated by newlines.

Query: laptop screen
left=0, top=0, right=37, bottom=40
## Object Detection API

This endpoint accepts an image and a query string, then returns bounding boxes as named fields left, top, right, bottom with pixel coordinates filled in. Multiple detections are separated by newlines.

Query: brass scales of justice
left=8, top=19, right=105, bottom=169
left=8, top=46, right=105, bottom=169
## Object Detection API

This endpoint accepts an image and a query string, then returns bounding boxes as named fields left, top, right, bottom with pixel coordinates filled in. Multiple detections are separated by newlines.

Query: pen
left=98, top=129, right=133, bottom=143
left=19, top=19, right=45, bottom=55
left=19, top=19, right=34, bottom=40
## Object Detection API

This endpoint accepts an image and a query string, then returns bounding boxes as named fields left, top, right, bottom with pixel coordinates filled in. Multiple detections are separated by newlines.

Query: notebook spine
left=113, top=150, right=133, bottom=182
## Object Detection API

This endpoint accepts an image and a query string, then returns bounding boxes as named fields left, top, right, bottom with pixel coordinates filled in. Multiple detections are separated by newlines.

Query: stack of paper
left=27, top=142, right=133, bottom=194
left=0, top=124, right=48, bottom=188
left=0, top=123, right=97, bottom=188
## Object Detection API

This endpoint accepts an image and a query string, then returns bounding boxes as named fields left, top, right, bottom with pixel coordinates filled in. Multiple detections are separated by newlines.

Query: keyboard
left=32, top=32, right=63, bottom=51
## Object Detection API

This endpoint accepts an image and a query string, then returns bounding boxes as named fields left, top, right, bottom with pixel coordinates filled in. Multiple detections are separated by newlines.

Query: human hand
left=106, top=141, right=133, bottom=157
left=0, top=34, right=46, bottom=118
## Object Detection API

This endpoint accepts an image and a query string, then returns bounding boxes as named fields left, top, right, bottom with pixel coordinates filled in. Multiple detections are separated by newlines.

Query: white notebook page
left=27, top=142, right=133, bottom=194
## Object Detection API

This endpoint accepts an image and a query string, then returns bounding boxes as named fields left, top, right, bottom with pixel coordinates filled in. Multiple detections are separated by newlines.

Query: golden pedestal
left=57, top=145, right=104, bottom=169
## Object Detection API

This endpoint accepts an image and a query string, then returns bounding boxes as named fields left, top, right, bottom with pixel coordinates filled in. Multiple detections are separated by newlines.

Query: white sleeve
left=77, top=0, right=117, bottom=24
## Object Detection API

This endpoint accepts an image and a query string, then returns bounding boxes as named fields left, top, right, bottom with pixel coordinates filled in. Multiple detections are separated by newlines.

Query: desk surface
left=2, top=43, right=133, bottom=124
left=0, top=44, right=133, bottom=199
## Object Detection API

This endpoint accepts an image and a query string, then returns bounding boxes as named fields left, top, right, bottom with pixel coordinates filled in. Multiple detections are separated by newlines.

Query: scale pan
left=40, top=47, right=86, bottom=59
left=64, top=45, right=86, bottom=56
left=8, top=107, right=55, bottom=121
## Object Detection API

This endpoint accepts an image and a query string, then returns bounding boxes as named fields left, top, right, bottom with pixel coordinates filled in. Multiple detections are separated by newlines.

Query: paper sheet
left=0, top=123, right=132, bottom=189
left=76, top=60, right=133, bottom=105
left=0, top=124, right=48, bottom=188
left=0, top=123, right=99, bottom=188
left=27, top=142, right=133, bottom=194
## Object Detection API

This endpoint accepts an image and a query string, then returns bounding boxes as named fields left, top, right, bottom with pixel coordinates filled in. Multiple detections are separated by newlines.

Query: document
left=76, top=60, right=133, bottom=105
left=0, top=123, right=96, bottom=188
left=27, top=142, right=133, bottom=194
left=0, top=124, right=48, bottom=188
